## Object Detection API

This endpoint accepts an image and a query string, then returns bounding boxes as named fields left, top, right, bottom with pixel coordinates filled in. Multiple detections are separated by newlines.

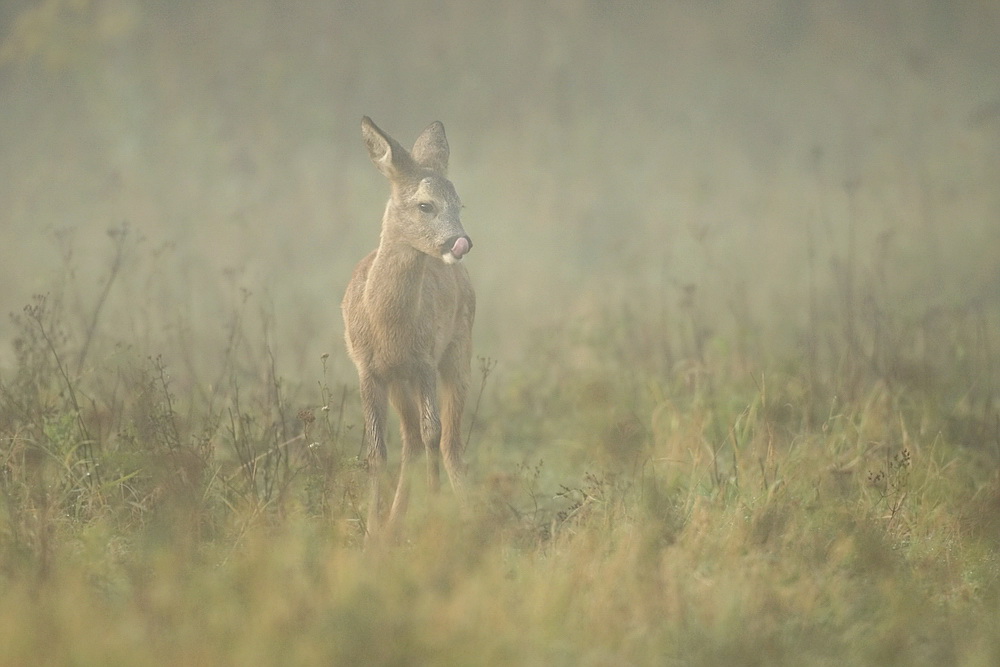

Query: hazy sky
left=1, top=0, right=997, bottom=376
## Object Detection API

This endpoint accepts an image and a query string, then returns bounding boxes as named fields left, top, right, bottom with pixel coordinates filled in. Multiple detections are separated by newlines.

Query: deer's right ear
left=362, top=116, right=412, bottom=180
left=411, top=121, right=449, bottom=175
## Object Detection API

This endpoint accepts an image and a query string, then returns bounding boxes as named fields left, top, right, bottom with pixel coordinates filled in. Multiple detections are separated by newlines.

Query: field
left=1, top=1, right=999, bottom=664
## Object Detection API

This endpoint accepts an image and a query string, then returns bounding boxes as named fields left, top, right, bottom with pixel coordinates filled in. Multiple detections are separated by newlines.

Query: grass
left=0, top=227, right=998, bottom=666
left=1, top=1, right=998, bottom=664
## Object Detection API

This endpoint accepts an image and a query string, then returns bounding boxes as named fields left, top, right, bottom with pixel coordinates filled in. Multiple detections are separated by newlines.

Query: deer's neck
left=366, top=235, right=430, bottom=319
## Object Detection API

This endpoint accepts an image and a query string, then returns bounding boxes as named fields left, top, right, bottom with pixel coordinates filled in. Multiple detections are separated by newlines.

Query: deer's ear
left=411, top=121, right=449, bottom=175
left=362, top=116, right=414, bottom=180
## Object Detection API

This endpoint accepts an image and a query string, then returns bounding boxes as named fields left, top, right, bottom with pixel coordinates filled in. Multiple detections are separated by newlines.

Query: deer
left=342, top=116, right=475, bottom=541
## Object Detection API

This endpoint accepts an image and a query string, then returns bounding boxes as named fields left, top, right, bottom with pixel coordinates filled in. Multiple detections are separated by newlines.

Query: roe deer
left=342, top=117, right=475, bottom=540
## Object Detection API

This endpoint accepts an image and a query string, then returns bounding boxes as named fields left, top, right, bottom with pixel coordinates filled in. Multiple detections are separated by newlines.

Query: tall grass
left=2, top=0, right=998, bottom=664
left=0, top=226, right=997, bottom=665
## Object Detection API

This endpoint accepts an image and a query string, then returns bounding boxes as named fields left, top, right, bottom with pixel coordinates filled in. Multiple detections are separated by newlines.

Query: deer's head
left=362, top=116, right=472, bottom=264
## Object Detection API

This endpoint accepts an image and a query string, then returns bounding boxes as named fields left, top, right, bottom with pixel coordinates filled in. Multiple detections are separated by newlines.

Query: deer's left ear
left=362, top=116, right=416, bottom=181
left=411, top=121, right=449, bottom=175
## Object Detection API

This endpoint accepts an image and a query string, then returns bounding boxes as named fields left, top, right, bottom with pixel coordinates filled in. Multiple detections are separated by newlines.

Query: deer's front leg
left=360, top=373, right=388, bottom=540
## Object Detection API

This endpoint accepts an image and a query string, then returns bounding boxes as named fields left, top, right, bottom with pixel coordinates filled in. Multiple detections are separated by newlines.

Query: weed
left=1, top=3, right=998, bottom=663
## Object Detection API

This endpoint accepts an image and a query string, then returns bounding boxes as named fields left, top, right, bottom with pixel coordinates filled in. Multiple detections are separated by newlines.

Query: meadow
left=1, top=1, right=999, bottom=664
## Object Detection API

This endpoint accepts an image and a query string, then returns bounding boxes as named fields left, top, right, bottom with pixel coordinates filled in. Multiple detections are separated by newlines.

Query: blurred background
left=1, top=0, right=997, bottom=389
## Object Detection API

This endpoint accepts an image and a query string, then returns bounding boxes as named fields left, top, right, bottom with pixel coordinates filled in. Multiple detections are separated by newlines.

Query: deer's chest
left=356, top=276, right=458, bottom=374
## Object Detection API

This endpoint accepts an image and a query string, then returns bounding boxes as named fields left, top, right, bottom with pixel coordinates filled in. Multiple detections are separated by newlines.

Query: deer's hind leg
left=438, top=342, right=471, bottom=496
left=416, top=373, right=443, bottom=495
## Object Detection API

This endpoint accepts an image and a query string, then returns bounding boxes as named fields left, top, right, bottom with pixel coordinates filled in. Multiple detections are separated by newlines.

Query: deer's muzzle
left=443, top=235, right=472, bottom=264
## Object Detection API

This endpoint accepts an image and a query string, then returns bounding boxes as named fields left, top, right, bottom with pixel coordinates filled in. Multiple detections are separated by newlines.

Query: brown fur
left=342, top=117, right=475, bottom=540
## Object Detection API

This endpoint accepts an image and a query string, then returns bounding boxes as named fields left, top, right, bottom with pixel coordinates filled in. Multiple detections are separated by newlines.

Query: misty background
left=1, top=0, right=997, bottom=393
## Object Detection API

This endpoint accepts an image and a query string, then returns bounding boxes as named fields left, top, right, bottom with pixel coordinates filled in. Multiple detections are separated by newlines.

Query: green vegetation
left=1, top=226, right=997, bottom=665
left=1, top=1, right=998, bottom=665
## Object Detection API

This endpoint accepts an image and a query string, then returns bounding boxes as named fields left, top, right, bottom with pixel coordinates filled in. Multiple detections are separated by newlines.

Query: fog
left=1, top=0, right=997, bottom=385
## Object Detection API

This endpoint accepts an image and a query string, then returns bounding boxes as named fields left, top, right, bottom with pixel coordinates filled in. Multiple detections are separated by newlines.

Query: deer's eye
left=418, top=202, right=435, bottom=214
